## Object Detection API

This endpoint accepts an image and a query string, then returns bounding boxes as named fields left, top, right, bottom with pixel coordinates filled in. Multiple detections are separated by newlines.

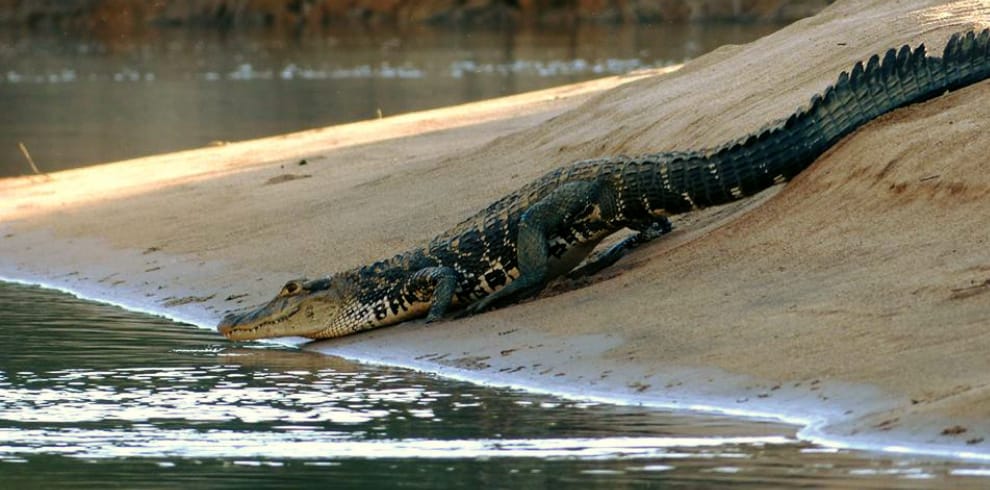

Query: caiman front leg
left=567, top=216, right=673, bottom=279
left=464, top=180, right=612, bottom=315
left=406, top=266, right=459, bottom=322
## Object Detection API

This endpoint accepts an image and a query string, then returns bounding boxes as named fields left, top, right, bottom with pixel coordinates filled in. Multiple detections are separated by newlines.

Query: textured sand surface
left=2, top=0, right=989, bottom=458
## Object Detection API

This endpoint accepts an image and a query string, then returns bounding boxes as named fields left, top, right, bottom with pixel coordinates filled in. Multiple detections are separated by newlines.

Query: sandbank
left=2, top=0, right=989, bottom=461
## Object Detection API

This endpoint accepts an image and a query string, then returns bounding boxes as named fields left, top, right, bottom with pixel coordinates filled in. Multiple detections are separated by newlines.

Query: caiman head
left=217, top=276, right=357, bottom=341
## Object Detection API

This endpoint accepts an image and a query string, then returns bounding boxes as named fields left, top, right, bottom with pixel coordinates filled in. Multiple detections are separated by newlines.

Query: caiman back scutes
left=218, top=29, right=990, bottom=341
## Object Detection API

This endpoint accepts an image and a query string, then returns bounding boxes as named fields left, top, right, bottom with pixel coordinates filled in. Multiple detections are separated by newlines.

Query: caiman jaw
left=216, top=277, right=344, bottom=341
left=217, top=305, right=304, bottom=340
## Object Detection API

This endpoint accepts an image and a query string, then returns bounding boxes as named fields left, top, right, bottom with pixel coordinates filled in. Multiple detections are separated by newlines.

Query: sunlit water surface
left=1, top=282, right=989, bottom=488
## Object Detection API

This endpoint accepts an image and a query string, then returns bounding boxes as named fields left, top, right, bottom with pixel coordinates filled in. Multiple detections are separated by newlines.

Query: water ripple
left=0, top=58, right=673, bottom=85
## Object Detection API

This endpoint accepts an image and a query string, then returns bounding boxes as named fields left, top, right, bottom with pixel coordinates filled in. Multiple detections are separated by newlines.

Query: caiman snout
left=215, top=277, right=348, bottom=341
left=216, top=310, right=251, bottom=337
left=215, top=279, right=311, bottom=340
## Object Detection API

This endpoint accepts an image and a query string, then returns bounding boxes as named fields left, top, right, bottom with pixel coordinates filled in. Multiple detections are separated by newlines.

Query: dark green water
left=2, top=282, right=990, bottom=488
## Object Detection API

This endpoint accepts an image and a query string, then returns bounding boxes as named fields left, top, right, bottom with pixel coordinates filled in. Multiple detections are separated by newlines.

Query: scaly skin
left=218, top=30, right=990, bottom=341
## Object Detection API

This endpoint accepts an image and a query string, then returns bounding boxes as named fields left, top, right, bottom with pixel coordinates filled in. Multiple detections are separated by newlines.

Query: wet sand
left=2, top=0, right=989, bottom=460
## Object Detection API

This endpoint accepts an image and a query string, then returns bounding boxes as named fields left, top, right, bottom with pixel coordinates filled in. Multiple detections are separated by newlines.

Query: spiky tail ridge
left=651, top=29, right=990, bottom=213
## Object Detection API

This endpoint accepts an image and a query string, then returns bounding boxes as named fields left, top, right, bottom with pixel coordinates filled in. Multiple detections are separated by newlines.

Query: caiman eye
left=279, top=280, right=304, bottom=296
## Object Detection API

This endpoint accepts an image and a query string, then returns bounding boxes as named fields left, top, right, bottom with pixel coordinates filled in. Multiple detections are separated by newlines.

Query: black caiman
left=219, top=29, right=990, bottom=341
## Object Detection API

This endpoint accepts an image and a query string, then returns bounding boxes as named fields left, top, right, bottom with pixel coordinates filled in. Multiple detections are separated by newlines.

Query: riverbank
left=2, top=0, right=989, bottom=461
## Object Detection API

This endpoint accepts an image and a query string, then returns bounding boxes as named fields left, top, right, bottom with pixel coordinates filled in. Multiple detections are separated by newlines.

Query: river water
left=0, top=23, right=783, bottom=177
left=2, top=282, right=989, bottom=488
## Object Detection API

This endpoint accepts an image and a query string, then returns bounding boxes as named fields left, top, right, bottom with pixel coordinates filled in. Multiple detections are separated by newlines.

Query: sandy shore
left=2, top=0, right=989, bottom=460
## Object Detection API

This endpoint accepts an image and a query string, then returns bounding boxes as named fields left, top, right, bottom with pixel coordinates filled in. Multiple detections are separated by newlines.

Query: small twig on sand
left=18, top=142, right=50, bottom=179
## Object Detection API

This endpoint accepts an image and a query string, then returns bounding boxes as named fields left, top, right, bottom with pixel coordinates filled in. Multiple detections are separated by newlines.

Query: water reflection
left=0, top=23, right=784, bottom=177
left=1, top=282, right=988, bottom=488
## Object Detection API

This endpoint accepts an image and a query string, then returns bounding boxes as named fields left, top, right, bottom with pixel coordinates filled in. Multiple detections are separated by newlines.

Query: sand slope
left=2, top=0, right=989, bottom=458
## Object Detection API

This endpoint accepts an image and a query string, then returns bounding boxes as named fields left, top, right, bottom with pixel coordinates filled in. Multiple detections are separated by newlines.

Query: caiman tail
left=462, top=29, right=990, bottom=313
left=645, top=30, right=990, bottom=213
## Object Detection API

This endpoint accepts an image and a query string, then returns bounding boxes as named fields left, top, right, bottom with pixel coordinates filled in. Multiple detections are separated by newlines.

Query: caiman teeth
left=223, top=306, right=300, bottom=337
